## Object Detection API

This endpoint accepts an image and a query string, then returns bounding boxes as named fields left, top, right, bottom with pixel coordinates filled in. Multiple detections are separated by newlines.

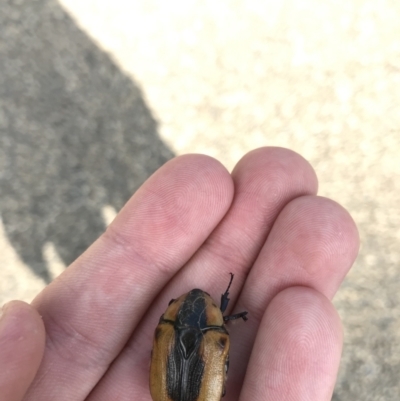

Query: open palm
left=1, top=147, right=359, bottom=401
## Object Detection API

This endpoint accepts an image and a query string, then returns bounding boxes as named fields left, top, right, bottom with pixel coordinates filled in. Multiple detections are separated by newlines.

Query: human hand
left=0, top=147, right=359, bottom=401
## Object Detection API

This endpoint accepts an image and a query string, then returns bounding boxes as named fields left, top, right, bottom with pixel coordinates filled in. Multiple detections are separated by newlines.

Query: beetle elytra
left=150, top=273, right=248, bottom=401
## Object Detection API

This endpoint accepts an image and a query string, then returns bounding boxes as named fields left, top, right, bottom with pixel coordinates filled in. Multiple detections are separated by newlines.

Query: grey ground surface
left=1, top=0, right=400, bottom=399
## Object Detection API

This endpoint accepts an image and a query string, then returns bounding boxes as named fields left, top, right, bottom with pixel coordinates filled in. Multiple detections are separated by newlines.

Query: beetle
left=150, top=273, right=248, bottom=401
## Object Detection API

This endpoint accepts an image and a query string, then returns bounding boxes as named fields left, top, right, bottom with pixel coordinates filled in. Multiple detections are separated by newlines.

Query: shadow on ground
left=0, top=0, right=174, bottom=282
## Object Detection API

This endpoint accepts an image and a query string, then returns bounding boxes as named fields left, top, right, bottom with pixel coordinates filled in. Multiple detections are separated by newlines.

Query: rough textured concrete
left=0, top=0, right=174, bottom=284
left=1, top=0, right=400, bottom=399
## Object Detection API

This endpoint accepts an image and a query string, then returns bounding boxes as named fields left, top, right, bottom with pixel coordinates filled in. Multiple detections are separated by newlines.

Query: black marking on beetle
left=176, top=289, right=208, bottom=329
left=167, top=327, right=205, bottom=401
left=155, top=326, right=163, bottom=341
left=222, top=355, right=229, bottom=397
left=225, top=354, right=229, bottom=374
left=159, top=318, right=175, bottom=325
left=220, top=273, right=234, bottom=313
left=218, top=336, right=227, bottom=349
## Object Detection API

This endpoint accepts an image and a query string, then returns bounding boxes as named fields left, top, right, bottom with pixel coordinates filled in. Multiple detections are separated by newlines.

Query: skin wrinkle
left=233, top=160, right=317, bottom=208
left=26, top=362, right=55, bottom=395
left=144, top=186, right=190, bottom=224
left=101, top=226, right=179, bottom=278
left=201, top=233, right=253, bottom=273
left=82, top=257, right=158, bottom=322
left=35, top=255, right=141, bottom=351
left=233, top=180, right=289, bottom=219
left=40, top=309, right=113, bottom=370
left=229, top=208, right=271, bottom=241
left=232, top=150, right=318, bottom=199
left=195, top=198, right=284, bottom=282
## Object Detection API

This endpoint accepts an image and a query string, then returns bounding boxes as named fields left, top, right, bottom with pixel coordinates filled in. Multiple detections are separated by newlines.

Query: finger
left=87, top=147, right=319, bottom=400
left=229, top=195, right=359, bottom=395
left=0, top=301, right=45, bottom=401
left=241, top=196, right=359, bottom=318
left=239, top=287, right=342, bottom=401
left=26, top=155, right=234, bottom=401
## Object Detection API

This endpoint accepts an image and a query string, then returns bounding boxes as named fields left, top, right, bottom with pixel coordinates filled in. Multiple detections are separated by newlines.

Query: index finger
left=25, top=154, right=234, bottom=401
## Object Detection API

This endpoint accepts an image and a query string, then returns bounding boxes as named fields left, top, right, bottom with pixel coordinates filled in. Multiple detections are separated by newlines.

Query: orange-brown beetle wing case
left=196, top=330, right=230, bottom=401
left=149, top=322, right=175, bottom=401
left=149, top=275, right=247, bottom=401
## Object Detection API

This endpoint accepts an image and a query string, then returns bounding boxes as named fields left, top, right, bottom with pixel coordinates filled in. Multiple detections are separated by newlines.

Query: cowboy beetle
left=150, top=273, right=248, bottom=401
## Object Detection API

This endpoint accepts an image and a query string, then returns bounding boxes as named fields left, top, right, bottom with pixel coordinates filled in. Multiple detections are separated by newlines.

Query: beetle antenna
left=226, top=272, right=234, bottom=293
left=220, top=273, right=234, bottom=313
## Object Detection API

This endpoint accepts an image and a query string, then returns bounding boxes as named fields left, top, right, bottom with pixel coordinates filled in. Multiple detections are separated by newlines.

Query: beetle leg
left=220, top=273, right=234, bottom=313
left=223, top=311, right=248, bottom=322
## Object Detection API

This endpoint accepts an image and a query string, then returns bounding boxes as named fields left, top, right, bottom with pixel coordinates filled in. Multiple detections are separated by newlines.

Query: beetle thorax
left=176, top=289, right=208, bottom=329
